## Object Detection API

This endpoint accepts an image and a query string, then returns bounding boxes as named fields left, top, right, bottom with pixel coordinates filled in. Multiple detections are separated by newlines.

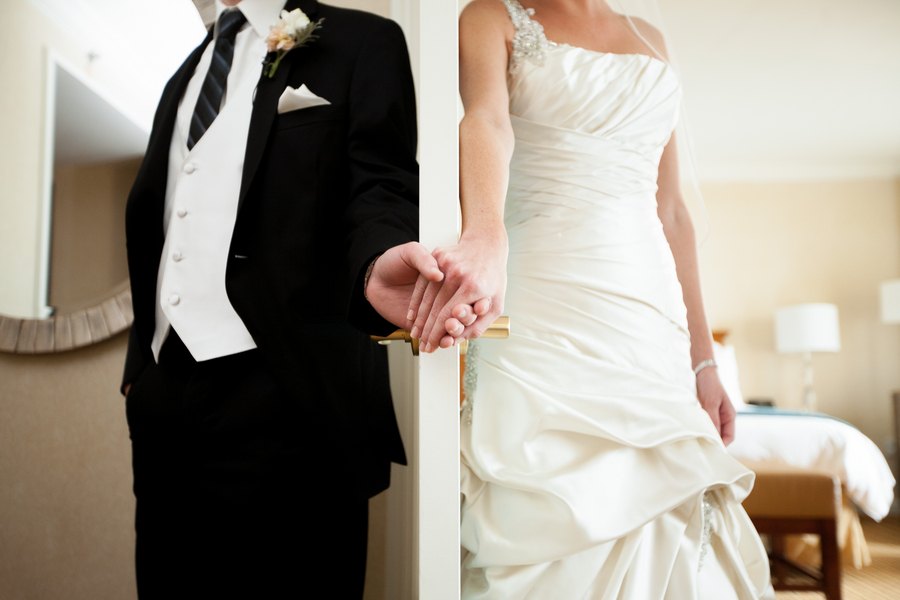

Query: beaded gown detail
left=459, top=3, right=775, bottom=598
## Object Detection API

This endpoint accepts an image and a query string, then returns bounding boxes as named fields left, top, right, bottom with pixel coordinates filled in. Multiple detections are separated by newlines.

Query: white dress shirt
left=152, top=0, right=286, bottom=362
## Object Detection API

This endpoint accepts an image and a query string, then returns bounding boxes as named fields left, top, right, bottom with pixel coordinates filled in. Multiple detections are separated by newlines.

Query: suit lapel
left=129, top=27, right=213, bottom=347
left=159, top=27, right=214, bottom=141
left=236, top=0, right=318, bottom=216
left=137, top=27, right=214, bottom=221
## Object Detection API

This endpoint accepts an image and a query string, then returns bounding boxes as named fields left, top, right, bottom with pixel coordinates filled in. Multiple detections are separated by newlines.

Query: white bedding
left=727, top=410, right=896, bottom=520
left=713, top=343, right=896, bottom=520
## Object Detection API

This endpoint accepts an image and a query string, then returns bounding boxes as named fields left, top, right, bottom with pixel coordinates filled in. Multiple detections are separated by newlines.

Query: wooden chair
left=740, top=460, right=842, bottom=600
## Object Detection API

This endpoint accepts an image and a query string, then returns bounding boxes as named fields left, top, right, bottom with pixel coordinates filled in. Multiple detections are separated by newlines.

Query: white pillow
left=712, top=342, right=745, bottom=406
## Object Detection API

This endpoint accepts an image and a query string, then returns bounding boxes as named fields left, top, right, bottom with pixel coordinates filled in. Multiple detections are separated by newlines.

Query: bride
left=409, top=0, right=775, bottom=597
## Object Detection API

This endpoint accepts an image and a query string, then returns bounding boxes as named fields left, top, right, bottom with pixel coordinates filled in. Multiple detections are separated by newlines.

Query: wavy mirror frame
left=0, top=281, right=133, bottom=354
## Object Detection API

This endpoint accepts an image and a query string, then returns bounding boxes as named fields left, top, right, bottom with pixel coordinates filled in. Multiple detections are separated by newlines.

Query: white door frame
left=417, top=0, right=461, bottom=597
left=388, top=1, right=459, bottom=597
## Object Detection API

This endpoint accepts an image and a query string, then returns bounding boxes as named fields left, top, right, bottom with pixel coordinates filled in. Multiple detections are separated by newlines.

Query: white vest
left=150, top=47, right=260, bottom=363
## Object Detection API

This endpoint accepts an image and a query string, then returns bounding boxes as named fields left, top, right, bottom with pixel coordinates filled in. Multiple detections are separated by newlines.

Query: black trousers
left=126, top=332, right=368, bottom=599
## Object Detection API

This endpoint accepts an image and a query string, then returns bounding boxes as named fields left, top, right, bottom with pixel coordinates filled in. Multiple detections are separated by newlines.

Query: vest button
left=184, top=163, right=196, bottom=174
left=176, top=207, right=187, bottom=218
left=172, top=251, right=184, bottom=262
left=168, top=294, right=180, bottom=306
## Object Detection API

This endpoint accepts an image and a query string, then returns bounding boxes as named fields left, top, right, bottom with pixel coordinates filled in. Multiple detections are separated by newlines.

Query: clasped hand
left=366, top=236, right=507, bottom=352
left=410, top=234, right=507, bottom=353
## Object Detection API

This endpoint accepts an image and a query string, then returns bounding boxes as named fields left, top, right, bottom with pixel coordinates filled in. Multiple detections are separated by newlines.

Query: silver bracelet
left=693, top=359, right=717, bottom=376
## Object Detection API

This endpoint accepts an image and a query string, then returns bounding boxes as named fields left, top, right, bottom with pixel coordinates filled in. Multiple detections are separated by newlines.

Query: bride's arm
left=657, top=133, right=736, bottom=446
left=637, top=22, right=737, bottom=445
left=408, top=0, right=514, bottom=352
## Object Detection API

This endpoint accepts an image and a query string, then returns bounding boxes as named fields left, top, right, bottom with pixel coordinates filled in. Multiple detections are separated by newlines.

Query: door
left=381, top=1, right=460, bottom=599
left=417, top=0, right=462, bottom=592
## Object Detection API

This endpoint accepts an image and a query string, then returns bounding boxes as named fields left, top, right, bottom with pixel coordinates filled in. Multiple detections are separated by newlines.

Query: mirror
left=0, top=0, right=208, bottom=353
left=46, top=55, right=147, bottom=317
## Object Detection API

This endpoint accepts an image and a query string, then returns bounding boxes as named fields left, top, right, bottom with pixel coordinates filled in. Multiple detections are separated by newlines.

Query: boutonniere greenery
left=263, top=9, right=324, bottom=79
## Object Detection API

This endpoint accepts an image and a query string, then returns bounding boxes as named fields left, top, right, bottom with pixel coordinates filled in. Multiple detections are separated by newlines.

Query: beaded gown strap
left=461, top=340, right=480, bottom=426
left=500, top=0, right=549, bottom=74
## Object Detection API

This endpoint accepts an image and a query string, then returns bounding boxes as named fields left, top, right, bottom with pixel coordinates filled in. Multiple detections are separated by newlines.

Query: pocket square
left=277, top=84, right=331, bottom=114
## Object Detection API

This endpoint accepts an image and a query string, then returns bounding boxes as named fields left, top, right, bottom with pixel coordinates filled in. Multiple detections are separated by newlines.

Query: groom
left=121, top=0, right=435, bottom=596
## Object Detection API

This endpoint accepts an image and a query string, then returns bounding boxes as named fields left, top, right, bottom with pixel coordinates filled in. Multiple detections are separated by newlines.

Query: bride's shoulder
left=625, top=16, right=670, bottom=59
left=460, top=0, right=516, bottom=41
left=461, top=0, right=516, bottom=28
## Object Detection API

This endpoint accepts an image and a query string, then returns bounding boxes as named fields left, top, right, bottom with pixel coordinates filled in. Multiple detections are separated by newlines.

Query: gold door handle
left=371, top=316, right=510, bottom=356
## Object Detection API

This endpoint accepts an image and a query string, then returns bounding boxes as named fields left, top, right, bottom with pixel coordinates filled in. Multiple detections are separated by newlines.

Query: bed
left=712, top=342, right=896, bottom=568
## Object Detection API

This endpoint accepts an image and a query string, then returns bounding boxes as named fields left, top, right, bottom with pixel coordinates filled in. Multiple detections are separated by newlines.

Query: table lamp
left=881, top=280, right=900, bottom=324
left=775, top=303, right=841, bottom=412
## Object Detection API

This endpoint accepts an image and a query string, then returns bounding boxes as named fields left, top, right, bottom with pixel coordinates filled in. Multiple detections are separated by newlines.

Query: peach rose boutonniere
left=263, top=9, right=324, bottom=78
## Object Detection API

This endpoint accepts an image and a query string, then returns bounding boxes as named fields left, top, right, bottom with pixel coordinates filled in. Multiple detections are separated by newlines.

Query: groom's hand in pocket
left=408, top=234, right=508, bottom=353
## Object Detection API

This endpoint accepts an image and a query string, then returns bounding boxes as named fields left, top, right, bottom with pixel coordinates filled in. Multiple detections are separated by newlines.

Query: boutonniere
left=263, top=9, right=324, bottom=79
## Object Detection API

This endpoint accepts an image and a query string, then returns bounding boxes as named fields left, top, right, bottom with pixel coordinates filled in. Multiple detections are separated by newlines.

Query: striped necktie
left=187, top=9, right=247, bottom=150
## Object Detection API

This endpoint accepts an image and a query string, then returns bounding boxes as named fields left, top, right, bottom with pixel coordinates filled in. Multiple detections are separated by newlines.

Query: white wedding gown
left=459, top=3, right=775, bottom=598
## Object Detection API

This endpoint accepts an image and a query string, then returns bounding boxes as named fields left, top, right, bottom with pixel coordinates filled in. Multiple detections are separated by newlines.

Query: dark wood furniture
left=740, top=460, right=842, bottom=599
left=894, top=392, right=899, bottom=512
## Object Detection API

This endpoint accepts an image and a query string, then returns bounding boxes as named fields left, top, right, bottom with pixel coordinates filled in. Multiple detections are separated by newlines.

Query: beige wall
left=50, top=158, right=139, bottom=313
left=0, top=334, right=136, bottom=600
left=336, top=0, right=391, bottom=15
left=699, top=178, right=900, bottom=448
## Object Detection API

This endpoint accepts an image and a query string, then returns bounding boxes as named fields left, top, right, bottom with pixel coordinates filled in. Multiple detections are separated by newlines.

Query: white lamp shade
left=880, top=280, right=900, bottom=324
left=775, top=303, right=841, bottom=354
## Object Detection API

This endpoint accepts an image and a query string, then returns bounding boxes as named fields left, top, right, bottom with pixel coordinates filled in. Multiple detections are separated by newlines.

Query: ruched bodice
left=504, top=43, right=690, bottom=348
left=510, top=45, right=680, bottom=150
left=459, top=3, right=773, bottom=599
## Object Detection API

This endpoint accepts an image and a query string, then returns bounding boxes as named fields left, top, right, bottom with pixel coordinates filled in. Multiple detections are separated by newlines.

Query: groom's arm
left=343, top=18, right=419, bottom=336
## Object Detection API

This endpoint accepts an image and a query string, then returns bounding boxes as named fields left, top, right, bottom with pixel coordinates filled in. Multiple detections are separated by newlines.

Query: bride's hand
left=405, top=273, right=487, bottom=349
left=407, top=234, right=508, bottom=353
left=696, top=368, right=736, bottom=446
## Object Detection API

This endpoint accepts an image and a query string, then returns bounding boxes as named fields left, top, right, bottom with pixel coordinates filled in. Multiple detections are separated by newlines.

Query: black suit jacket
left=122, top=0, right=416, bottom=500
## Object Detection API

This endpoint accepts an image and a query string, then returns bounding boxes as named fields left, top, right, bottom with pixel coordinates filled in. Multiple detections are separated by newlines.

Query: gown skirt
left=460, top=4, right=775, bottom=597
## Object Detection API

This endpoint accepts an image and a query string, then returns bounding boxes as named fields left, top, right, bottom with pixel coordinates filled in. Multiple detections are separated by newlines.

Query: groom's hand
left=365, top=242, right=445, bottom=330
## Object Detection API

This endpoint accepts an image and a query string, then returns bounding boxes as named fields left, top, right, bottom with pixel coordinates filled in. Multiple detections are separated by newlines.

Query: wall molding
left=699, top=160, right=900, bottom=183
